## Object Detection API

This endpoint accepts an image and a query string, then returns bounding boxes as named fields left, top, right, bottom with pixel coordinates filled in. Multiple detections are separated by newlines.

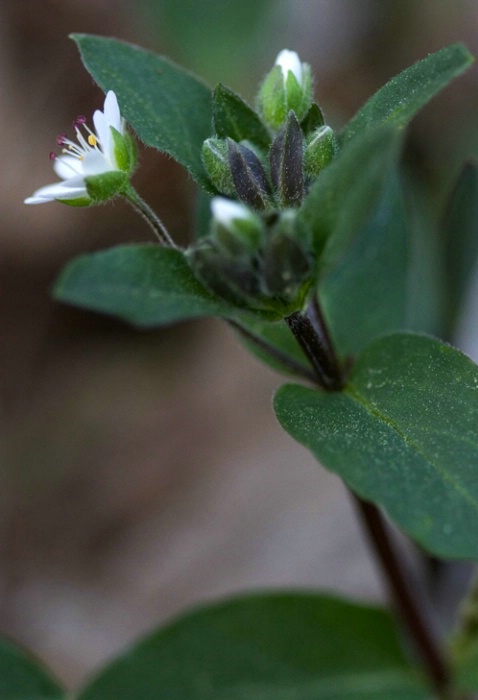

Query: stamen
left=88, top=134, right=97, bottom=147
left=49, top=152, right=56, bottom=160
left=74, top=115, right=87, bottom=127
left=56, top=133, right=67, bottom=146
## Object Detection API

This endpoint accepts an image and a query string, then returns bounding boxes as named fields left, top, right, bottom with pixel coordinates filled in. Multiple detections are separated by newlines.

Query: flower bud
left=262, top=210, right=312, bottom=308
left=304, top=125, right=337, bottom=179
left=227, top=139, right=273, bottom=210
left=269, top=111, right=304, bottom=207
left=257, top=49, right=312, bottom=129
left=210, top=197, right=264, bottom=254
left=202, top=138, right=236, bottom=196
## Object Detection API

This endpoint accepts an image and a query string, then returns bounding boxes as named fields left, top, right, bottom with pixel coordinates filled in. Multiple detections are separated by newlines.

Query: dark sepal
left=270, top=110, right=304, bottom=207
left=227, top=139, right=272, bottom=210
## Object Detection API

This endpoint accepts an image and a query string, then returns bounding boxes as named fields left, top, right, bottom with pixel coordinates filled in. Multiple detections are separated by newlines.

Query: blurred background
left=2, top=0, right=478, bottom=689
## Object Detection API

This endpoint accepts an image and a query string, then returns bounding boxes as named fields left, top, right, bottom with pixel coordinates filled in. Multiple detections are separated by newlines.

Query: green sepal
left=85, top=170, right=129, bottom=203
left=202, top=138, right=235, bottom=196
left=257, top=63, right=313, bottom=130
left=304, top=125, right=337, bottom=179
left=57, top=196, right=93, bottom=207
left=111, top=127, right=134, bottom=173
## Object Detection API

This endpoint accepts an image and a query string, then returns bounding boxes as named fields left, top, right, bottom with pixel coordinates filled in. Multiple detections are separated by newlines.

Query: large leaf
left=0, top=636, right=64, bottom=700
left=319, top=171, right=410, bottom=357
left=341, top=43, right=474, bottom=145
left=72, top=35, right=213, bottom=188
left=275, top=333, right=478, bottom=560
left=75, top=592, right=428, bottom=700
left=442, top=162, right=478, bottom=334
left=298, top=127, right=402, bottom=270
left=53, top=245, right=243, bottom=326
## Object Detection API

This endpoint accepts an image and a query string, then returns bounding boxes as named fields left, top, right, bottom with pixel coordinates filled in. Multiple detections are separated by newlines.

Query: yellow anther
left=88, top=134, right=97, bottom=147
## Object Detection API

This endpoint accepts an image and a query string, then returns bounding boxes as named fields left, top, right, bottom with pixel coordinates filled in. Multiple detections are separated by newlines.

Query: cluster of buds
left=187, top=198, right=312, bottom=315
left=202, top=50, right=336, bottom=212
left=190, top=50, right=336, bottom=315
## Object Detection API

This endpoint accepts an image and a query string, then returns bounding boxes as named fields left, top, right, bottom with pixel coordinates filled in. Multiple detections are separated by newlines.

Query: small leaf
left=75, top=592, right=429, bottom=700
left=298, top=127, right=402, bottom=268
left=275, top=333, right=478, bottom=560
left=341, top=43, right=474, bottom=145
left=0, top=636, right=64, bottom=700
left=442, top=162, right=478, bottom=333
left=53, top=245, right=242, bottom=326
left=212, top=84, right=271, bottom=148
left=300, top=102, right=325, bottom=134
left=72, top=34, right=213, bottom=188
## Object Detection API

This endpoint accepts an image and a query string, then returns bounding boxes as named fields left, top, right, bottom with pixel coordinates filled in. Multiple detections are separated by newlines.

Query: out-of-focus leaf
left=0, top=636, right=64, bottom=700
left=442, top=162, right=478, bottom=333
left=298, top=127, right=402, bottom=269
left=75, top=592, right=429, bottom=700
left=319, top=171, right=409, bottom=357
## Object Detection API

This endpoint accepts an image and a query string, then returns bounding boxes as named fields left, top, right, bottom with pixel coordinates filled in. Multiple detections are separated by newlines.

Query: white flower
left=275, top=49, right=303, bottom=86
left=25, top=90, right=127, bottom=205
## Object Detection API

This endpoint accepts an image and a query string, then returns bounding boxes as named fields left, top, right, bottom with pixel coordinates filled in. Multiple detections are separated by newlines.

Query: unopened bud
left=257, top=49, right=312, bottom=129
left=211, top=196, right=264, bottom=254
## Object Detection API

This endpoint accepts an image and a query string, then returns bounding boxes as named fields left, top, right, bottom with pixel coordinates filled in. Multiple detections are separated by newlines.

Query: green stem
left=122, top=184, right=176, bottom=247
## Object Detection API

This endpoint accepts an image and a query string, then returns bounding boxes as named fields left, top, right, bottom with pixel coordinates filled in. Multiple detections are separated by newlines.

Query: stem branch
left=122, top=185, right=176, bottom=247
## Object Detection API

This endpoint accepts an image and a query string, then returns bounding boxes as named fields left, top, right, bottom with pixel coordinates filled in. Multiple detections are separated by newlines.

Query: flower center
left=51, top=115, right=101, bottom=161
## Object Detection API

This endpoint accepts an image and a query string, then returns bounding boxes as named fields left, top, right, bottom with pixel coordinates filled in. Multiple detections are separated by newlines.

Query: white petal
left=103, top=91, right=122, bottom=133
left=211, top=197, right=250, bottom=226
left=82, top=149, right=114, bottom=176
left=24, top=180, right=87, bottom=204
left=93, top=107, right=111, bottom=155
left=54, top=155, right=84, bottom=180
left=276, top=49, right=303, bottom=85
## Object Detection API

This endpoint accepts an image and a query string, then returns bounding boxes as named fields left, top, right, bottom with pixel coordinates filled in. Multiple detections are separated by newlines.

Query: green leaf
left=298, top=127, right=402, bottom=269
left=75, top=592, right=429, bottom=700
left=212, top=84, right=271, bottom=148
left=53, top=245, right=241, bottom=327
left=0, top=636, right=64, bottom=700
left=341, top=43, right=474, bottom=145
left=72, top=34, right=213, bottom=188
left=442, top=162, right=478, bottom=333
left=275, top=333, right=478, bottom=560
left=319, top=171, right=410, bottom=357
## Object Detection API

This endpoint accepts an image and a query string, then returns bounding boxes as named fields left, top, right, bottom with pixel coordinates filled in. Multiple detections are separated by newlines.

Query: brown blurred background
left=2, top=0, right=478, bottom=689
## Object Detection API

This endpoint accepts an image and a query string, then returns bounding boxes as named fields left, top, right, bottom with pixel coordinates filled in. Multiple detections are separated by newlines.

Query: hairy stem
left=353, top=496, right=450, bottom=695
left=228, top=319, right=317, bottom=383
left=122, top=184, right=176, bottom=247
left=285, top=305, right=343, bottom=391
